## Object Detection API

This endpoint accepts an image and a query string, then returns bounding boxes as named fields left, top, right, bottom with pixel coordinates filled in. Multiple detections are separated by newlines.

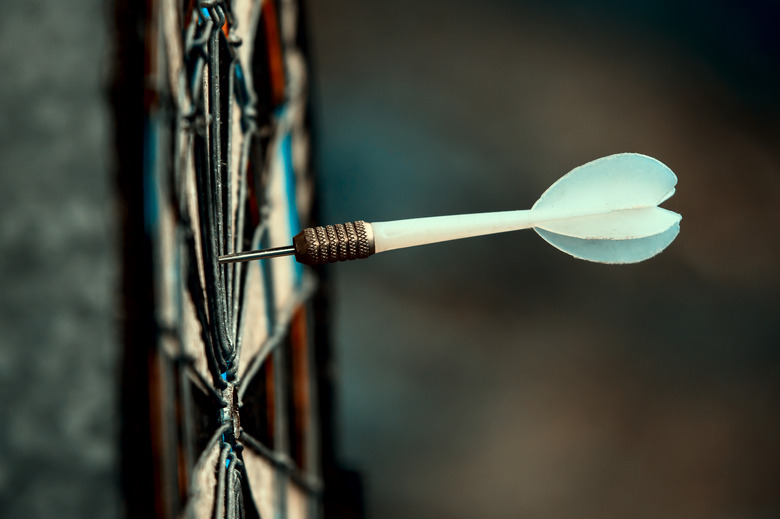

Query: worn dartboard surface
left=115, top=1, right=334, bottom=517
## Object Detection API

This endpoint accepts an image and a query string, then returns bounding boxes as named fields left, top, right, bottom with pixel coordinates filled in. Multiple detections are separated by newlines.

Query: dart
left=218, top=153, right=681, bottom=266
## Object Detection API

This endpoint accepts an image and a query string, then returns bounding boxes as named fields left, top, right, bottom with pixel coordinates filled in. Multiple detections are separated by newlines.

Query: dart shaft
left=372, top=210, right=534, bottom=253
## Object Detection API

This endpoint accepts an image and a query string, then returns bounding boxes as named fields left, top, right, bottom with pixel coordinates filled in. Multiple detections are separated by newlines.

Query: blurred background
left=1, top=0, right=779, bottom=518
left=310, top=1, right=780, bottom=518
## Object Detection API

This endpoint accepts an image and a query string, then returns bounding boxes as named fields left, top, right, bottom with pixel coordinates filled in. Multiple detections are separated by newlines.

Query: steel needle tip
left=218, top=245, right=295, bottom=264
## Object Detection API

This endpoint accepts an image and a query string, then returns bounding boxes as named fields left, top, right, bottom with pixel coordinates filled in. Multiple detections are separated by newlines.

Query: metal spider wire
left=180, top=2, right=249, bottom=383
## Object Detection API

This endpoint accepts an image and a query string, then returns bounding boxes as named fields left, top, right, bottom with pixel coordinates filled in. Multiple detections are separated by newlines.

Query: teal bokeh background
left=309, top=1, right=780, bottom=517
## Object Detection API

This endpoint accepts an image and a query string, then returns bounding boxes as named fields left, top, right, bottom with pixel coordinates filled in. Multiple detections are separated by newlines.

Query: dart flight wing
left=531, top=153, right=681, bottom=263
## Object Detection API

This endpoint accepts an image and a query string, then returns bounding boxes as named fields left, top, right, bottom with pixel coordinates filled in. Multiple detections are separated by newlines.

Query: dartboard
left=114, top=1, right=336, bottom=517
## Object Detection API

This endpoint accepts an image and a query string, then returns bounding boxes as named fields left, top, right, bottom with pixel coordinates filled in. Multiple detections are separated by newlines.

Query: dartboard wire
left=185, top=6, right=226, bottom=377
left=211, top=3, right=234, bottom=336
left=182, top=423, right=230, bottom=514
left=224, top=450, right=241, bottom=519
left=237, top=271, right=317, bottom=402
left=229, top=134, right=251, bottom=353
left=239, top=430, right=324, bottom=495
left=231, top=221, right=267, bottom=383
left=223, top=12, right=253, bottom=368
left=221, top=2, right=242, bottom=345
left=221, top=0, right=263, bottom=378
left=166, top=3, right=231, bottom=391
left=224, top=53, right=235, bottom=337
left=185, top=4, right=238, bottom=379
left=194, top=133, right=225, bottom=371
left=214, top=442, right=231, bottom=518
left=233, top=0, right=312, bottom=356
left=179, top=3, right=253, bottom=385
left=205, top=5, right=234, bottom=368
left=229, top=61, right=257, bottom=362
left=176, top=132, right=221, bottom=384
left=184, top=356, right=230, bottom=408
left=185, top=9, right=211, bottom=113
left=182, top=180, right=228, bottom=387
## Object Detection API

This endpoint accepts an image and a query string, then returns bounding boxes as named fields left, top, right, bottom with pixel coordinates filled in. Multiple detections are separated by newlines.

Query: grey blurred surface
left=0, top=0, right=120, bottom=518
left=308, top=1, right=780, bottom=518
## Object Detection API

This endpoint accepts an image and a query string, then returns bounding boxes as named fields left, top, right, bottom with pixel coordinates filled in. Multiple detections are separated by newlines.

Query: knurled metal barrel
left=292, top=220, right=375, bottom=265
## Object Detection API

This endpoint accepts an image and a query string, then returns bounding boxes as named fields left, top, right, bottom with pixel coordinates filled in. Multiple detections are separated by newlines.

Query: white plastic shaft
left=372, top=210, right=535, bottom=253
